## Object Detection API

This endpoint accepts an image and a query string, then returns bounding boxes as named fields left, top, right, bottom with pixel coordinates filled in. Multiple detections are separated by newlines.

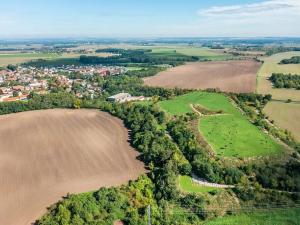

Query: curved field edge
left=159, top=91, right=284, bottom=157
left=0, top=109, right=145, bottom=225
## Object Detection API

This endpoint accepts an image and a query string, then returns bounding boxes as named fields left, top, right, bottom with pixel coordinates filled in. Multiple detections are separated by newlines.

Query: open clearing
left=160, top=92, right=283, bottom=157
left=204, top=208, right=300, bottom=225
left=0, top=109, right=145, bottom=225
left=144, top=60, right=260, bottom=93
left=178, top=176, right=220, bottom=194
left=264, top=101, right=300, bottom=142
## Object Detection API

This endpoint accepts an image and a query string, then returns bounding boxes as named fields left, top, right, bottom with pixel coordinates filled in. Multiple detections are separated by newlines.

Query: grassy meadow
left=0, top=51, right=115, bottom=67
left=204, top=208, right=300, bottom=225
left=178, top=175, right=220, bottom=194
left=0, top=52, right=59, bottom=66
left=150, top=46, right=235, bottom=61
left=160, top=92, right=283, bottom=157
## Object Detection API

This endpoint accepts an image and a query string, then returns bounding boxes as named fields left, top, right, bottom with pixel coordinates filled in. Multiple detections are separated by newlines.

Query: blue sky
left=1, top=0, right=300, bottom=38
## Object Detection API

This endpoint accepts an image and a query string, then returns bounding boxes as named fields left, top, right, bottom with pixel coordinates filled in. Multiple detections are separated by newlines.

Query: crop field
left=144, top=60, right=260, bottom=93
left=0, top=51, right=115, bottom=67
left=256, top=52, right=300, bottom=142
left=178, top=176, right=219, bottom=193
left=160, top=92, right=283, bottom=157
left=264, top=101, right=300, bottom=142
left=205, top=208, right=300, bottom=225
left=257, top=51, right=300, bottom=101
left=150, top=46, right=233, bottom=60
left=0, top=109, right=145, bottom=225
left=0, top=52, right=59, bottom=66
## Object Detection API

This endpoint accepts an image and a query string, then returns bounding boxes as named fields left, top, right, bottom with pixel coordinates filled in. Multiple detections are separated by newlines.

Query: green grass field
left=178, top=176, right=219, bottom=193
left=0, top=52, right=60, bottom=66
left=150, top=46, right=235, bottom=61
left=0, top=53, right=59, bottom=58
left=204, top=208, right=300, bottom=225
left=160, top=92, right=283, bottom=157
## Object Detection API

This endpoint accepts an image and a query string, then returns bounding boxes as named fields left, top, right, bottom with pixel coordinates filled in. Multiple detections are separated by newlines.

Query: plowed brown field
left=0, top=109, right=145, bottom=225
left=144, top=60, right=261, bottom=93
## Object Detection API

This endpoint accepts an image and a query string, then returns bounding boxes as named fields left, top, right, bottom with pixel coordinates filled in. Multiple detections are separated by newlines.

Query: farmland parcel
left=257, top=52, right=300, bottom=141
left=144, top=60, right=260, bottom=93
left=0, top=109, right=145, bottom=225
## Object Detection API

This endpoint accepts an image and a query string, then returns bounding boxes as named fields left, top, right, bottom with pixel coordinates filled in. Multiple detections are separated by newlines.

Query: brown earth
left=144, top=60, right=261, bottom=93
left=0, top=109, right=145, bottom=225
left=264, top=101, right=300, bottom=142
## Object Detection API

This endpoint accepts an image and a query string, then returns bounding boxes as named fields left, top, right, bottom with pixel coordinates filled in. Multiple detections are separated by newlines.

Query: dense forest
left=269, top=73, right=300, bottom=89
left=80, top=48, right=199, bottom=66
left=279, top=56, right=300, bottom=64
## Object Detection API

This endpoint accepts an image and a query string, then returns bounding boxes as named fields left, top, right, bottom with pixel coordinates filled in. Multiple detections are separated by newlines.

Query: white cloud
left=193, top=0, right=300, bottom=36
left=198, top=0, right=300, bottom=17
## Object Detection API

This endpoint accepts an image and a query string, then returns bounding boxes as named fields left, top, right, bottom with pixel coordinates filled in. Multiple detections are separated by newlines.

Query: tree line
left=80, top=48, right=199, bottom=66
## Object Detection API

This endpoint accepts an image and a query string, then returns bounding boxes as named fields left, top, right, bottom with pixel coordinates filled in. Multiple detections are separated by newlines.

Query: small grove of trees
left=279, top=56, right=300, bottom=64
left=7, top=64, right=17, bottom=71
left=269, top=73, right=300, bottom=89
left=0, top=92, right=77, bottom=115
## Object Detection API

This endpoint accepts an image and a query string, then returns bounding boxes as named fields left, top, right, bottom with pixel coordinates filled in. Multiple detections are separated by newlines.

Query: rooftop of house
left=108, top=92, right=131, bottom=99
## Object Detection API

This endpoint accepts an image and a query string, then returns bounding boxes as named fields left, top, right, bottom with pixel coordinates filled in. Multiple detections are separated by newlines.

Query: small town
left=0, top=65, right=128, bottom=102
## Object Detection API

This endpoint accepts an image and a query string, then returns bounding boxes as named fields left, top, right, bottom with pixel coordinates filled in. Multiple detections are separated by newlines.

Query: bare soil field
left=264, top=101, right=300, bottom=142
left=144, top=60, right=260, bottom=93
left=0, top=109, right=145, bottom=225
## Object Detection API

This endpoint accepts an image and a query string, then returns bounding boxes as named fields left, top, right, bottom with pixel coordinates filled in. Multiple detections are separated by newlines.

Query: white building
left=108, top=93, right=131, bottom=103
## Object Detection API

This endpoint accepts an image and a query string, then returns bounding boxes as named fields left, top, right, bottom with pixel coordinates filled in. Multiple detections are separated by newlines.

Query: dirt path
left=0, top=109, right=145, bottom=225
left=191, top=174, right=234, bottom=189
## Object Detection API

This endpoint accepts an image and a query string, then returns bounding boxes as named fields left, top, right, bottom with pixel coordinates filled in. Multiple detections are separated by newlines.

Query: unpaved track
left=0, top=109, right=145, bottom=225
left=144, top=60, right=260, bottom=93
